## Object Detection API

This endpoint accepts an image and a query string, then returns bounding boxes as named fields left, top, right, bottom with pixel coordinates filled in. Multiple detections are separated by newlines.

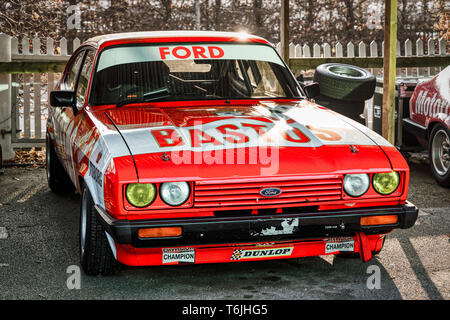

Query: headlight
left=343, top=174, right=370, bottom=197
left=373, top=171, right=400, bottom=195
left=126, top=183, right=156, bottom=207
left=160, top=182, right=190, bottom=206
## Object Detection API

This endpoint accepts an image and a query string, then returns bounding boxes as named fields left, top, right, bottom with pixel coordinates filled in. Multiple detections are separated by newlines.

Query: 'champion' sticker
left=325, top=240, right=355, bottom=254
left=231, top=247, right=293, bottom=260
left=162, top=247, right=195, bottom=264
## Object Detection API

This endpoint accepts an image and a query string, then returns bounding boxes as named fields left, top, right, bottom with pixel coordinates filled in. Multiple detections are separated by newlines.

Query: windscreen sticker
left=159, top=46, right=224, bottom=60
left=97, top=44, right=284, bottom=72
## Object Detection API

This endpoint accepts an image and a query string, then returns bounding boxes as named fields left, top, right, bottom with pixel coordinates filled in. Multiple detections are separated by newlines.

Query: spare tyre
left=314, top=63, right=376, bottom=102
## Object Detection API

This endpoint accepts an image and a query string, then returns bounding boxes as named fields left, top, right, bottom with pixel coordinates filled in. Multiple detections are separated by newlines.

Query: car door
left=51, top=49, right=85, bottom=170
left=52, top=48, right=96, bottom=184
left=61, top=49, right=96, bottom=184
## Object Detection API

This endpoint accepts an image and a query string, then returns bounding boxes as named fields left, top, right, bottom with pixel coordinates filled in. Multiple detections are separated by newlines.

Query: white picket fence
left=276, top=37, right=448, bottom=77
left=4, top=35, right=449, bottom=148
left=9, top=37, right=80, bottom=147
left=277, top=38, right=447, bottom=59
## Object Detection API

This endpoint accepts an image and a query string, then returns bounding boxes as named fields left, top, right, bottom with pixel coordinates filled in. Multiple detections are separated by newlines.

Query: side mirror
left=50, top=90, right=75, bottom=107
left=296, top=74, right=305, bottom=89
left=303, top=82, right=320, bottom=99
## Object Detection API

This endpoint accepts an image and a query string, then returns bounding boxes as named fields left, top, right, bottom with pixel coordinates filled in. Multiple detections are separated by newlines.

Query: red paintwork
left=115, top=234, right=386, bottom=266
left=409, top=67, right=450, bottom=147
left=47, top=32, right=412, bottom=267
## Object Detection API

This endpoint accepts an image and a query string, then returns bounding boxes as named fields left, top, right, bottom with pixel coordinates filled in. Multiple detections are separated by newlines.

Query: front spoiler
left=95, top=202, right=418, bottom=249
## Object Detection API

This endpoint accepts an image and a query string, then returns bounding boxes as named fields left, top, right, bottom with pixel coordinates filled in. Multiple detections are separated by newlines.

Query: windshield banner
left=97, top=44, right=284, bottom=71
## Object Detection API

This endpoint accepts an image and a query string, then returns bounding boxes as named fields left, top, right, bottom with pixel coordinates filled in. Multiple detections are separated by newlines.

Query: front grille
left=194, top=176, right=343, bottom=208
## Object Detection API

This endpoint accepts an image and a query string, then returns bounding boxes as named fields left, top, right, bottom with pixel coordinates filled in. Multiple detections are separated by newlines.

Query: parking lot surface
left=0, top=154, right=449, bottom=300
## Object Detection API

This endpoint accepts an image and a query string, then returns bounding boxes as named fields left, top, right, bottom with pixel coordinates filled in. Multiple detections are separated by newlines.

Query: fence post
left=0, top=33, right=14, bottom=161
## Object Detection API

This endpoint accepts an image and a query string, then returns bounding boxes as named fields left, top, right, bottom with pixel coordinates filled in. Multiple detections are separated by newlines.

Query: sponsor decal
left=325, top=239, right=355, bottom=254
left=149, top=118, right=312, bottom=151
left=89, top=160, right=103, bottom=187
left=162, top=247, right=195, bottom=264
left=159, top=46, right=224, bottom=60
left=97, top=44, right=285, bottom=72
left=326, top=236, right=354, bottom=242
left=230, top=247, right=293, bottom=260
left=259, top=187, right=282, bottom=197
left=414, top=89, right=450, bottom=118
left=252, top=218, right=299, bottom=236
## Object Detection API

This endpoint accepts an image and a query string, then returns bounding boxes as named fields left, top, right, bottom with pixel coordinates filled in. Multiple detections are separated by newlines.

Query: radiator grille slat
left=194, top=177, right=343, bottom=208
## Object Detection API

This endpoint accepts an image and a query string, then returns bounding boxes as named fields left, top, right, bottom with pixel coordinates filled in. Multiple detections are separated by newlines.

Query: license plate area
left=325, top=237, right=355, bottom=254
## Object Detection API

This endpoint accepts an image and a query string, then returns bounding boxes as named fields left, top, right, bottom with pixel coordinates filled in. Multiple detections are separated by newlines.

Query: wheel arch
left=77, top=174, right=85, bottom=194
left=427, top=121, right=442, bottom=140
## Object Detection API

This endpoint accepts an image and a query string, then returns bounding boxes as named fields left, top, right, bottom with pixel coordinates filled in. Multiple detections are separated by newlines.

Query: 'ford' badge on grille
left=260, top=187, right=282, bottom=197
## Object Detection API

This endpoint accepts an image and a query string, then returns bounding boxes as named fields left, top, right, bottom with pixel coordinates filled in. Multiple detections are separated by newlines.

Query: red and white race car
left=47, top=31, right=418, bottom=275
left=403, top=66, right=450, bottom=187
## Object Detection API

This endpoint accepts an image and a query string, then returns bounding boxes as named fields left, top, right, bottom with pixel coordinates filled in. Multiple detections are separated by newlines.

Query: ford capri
left=47, top=31, right=418, bottom=275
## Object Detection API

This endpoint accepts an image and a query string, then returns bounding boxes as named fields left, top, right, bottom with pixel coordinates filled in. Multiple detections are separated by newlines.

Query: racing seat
left=91, top=61, right=170, bottom=104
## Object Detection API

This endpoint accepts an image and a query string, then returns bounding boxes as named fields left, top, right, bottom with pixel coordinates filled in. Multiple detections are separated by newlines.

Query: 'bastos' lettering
left=149, top=119, right=313, bottom=151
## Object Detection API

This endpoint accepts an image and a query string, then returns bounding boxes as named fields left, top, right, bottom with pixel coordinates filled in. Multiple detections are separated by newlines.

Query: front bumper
left=95, top=201, right=418, bottom=249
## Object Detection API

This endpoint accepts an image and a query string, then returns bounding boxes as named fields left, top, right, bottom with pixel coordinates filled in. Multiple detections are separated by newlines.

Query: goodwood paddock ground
left=0, top=153, right=449, bottom=300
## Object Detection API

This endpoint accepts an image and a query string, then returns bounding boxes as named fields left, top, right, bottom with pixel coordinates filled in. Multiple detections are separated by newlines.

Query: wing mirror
left=303, top=82, right=320, bottom=99
left=50, top=90, right=75, bottom=107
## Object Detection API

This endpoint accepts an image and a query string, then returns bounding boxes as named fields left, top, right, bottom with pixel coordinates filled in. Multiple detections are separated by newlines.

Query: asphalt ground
left=0, top=153, right=449, bottom=301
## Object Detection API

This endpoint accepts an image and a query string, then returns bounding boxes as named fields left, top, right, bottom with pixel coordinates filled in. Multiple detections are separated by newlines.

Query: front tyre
left=429, top=124, right=450, bottom=187
left=80, top=185, right=121, bottom=276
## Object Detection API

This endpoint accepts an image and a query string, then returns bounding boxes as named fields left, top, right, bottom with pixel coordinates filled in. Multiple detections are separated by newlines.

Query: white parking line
left=382, top=237, right=429, bottom=299
left=418, top=210, right=430, bottom=216
left=0, top=227, right=8, bottom=239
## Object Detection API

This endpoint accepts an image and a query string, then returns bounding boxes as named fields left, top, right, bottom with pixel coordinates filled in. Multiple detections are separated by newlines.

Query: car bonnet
left=94, top=100, right=396, bottom=179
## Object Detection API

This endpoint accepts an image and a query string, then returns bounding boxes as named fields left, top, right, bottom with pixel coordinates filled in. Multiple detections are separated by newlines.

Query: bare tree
left=0, top=0, right=444, bottom=50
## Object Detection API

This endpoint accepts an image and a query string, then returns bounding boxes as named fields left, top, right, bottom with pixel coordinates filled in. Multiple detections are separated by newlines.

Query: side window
left=66, top=51, right=85, bottom=91
left=76, top=50, right=95, bottom=109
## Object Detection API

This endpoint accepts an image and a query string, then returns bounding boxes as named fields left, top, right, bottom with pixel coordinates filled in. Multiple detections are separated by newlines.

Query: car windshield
left=89, top=43, right=302, bottom=106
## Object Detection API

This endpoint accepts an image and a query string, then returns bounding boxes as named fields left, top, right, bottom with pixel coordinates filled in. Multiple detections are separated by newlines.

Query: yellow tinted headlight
left=373, top=171, right=400, bottom=195
left=125, top=183, right=156, bottom=207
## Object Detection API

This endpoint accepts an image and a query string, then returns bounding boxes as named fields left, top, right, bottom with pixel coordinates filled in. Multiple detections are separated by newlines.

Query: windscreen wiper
left=116, top=87, right=170, bottom=108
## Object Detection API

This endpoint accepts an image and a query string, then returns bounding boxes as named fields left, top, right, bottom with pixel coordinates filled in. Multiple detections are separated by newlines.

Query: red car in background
left=47, top=31, right=418, bottom=275
left=403, top=66, right=450, bottom=187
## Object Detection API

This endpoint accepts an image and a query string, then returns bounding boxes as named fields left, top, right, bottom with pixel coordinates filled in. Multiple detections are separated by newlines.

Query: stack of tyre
left=313, top=64, right=376, bottom=124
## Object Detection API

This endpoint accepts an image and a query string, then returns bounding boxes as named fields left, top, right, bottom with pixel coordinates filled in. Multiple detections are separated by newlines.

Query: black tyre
left=315, top=95, right=365, bottom=124
left=46, top=133, right=74, bottom=193
left=80, top=185, right=121, bottom=276
left=314, top=63, right=376, bottom=102
left=429, top=124, right=450, bottom=187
